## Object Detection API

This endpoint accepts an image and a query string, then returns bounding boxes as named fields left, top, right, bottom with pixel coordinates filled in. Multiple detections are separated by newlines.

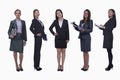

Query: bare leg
left=19, top=53, right=23, bottom=70
left=13, top=52, right=19, bottom=69
left=83, top=52, right=89, bottom=69
left=61, top=48, right=66, bottom=69
left=57, top=48, right=62, bottom=69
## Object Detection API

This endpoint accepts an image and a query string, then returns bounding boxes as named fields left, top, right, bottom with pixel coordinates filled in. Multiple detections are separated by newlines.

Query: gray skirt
left=80, top=39, right=91, bottom=52
left=10, top=33, right=24, bottom=53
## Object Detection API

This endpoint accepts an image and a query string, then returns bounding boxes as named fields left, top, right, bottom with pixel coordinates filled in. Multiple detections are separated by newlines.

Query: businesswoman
left=49, top=9, right=69, bottom=71
left=99, top=9, right=116, bottom=71
left=73, top=9, right=93, bottom=71
left=8, top=9, right=27, bottom=72
left=30, top=9, right=46, bottom=71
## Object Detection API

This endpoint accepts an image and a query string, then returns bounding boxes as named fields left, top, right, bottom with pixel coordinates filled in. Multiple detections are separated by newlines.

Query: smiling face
left=108, top=9, right=114, bottom=18
left=34, top=10, right=40, bottom=19
left=15, top=10, right=21, bottom=19
left=56, top=10, right=63, bottom=19
left=84, top=11, right=89, bottom=19
left=83, top=9, right=91, bottom=22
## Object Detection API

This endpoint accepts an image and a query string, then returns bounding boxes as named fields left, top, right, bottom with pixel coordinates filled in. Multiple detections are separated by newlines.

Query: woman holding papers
left=8, top=9, right=27, bottom=72
left=73, top=9, right=93, bottom=71
left=49, top=9, right=69, bottom=71
left=97, top=9, right=116, bottom=71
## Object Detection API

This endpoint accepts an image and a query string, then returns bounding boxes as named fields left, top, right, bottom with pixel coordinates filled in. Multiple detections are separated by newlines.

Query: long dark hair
left=108, top=9, right=116, bottom=19
left=33, top=9, right=39, bottom=19
left=83, top=9, right=91, bottom=22
left=55, top=9, right=63, bottom=20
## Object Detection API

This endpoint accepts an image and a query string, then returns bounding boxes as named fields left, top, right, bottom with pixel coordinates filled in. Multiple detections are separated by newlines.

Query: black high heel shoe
left=57, top=65, right=61, bottom=71
left=34, top=67, right=42, bottom=71
left=16, top=68, right=20, bottom=72
left=19, top=65, right=23, bottom=71
left=81, top=68, right=88, bottom=71
left=19, top=64, right=23, bottom=71
left=105, top=64, right=113, bottom=71
left=57, top=68, right=61, bottom=71
left=81, top=66, right=89, bottom=71
left=16, top=67, right=20, bottom=72
left=20, top=68, right=23, bottom=71
left=16, top=66, right=20, bottom=72
left=57, top=67, right=61, bottom=71
left=60, top=69, right=63, bottom=71
left=60, top=66, right=64, bottom=72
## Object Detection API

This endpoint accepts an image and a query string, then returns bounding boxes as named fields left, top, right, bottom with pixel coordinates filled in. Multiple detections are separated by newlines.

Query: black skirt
left=103, top=34, right=113, bottom=49
left=55, top=39, right=67, bottom=48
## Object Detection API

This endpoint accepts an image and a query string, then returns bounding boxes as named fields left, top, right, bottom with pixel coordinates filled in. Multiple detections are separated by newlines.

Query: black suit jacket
left=49, top=19, right=69, bottom=40
left=103, top=17, right=116, bottom=35
left=8, top=19, right=27, bottom=41
left=30, top=19, right=45, bottom=38
left=100, top=17, right=116, bottom=49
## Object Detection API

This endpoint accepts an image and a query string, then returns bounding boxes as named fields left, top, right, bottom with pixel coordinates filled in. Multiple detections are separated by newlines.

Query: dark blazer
left=100, top=17, right=116, bottom=49
left=30, top=19, right=45, bottom=38
left=8, top=19, right=27, bottom=41
left=75, top=20, right=93, bottom=39
left=49, top=19, right=69, bottom=40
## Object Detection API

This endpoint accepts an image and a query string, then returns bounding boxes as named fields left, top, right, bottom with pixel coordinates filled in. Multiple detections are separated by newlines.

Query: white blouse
left=58, top=19, right=63, bottom=28
left=16, top=19, right=22, bottom=33
left=37, top=19, right=44, bottom=27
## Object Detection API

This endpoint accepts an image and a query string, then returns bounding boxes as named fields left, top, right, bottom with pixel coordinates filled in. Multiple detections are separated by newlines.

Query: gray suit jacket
left=75, top=20, right=93, bottom=39
left=8, top=19, right=27, bottom=41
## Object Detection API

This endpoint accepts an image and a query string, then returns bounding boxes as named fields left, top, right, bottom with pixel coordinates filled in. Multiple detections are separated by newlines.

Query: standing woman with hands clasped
left=49, top=9, right=69, bottom=72
left=30, top=9, right=47, bottom=71
left=8, top=9, right=27, bottom=72
left=72, top=9, right=93, bottom=71
left=97, top=9, right=116, bottom=71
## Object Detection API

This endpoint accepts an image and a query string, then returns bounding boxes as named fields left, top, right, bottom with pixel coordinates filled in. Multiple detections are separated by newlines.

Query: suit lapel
left=36, top=19, right=44, bottom=28
left=61, top=19, right=64, bottom=28
left=21, top=20, right=24, bottom=31
left=13, top=20, right=17, bottom=29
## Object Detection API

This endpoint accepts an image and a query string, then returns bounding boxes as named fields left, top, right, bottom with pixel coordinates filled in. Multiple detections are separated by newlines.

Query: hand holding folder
left=9, top=28, right=17, bottom=39
left=71, top=22, right=83, bottom=30
left=71, top=22, right=78, bottom=28
left=95, top=23, right=105, bottom=29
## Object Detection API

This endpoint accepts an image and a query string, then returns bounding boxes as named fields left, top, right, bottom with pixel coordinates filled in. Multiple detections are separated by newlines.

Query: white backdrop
left=0, top=0, right=120, bottom=80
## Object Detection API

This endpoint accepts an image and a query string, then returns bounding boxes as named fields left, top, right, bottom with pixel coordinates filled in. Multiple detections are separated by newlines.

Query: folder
left=95, top=23, right=105, bottom=29
left=71, top=22, right=83, bottom=30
